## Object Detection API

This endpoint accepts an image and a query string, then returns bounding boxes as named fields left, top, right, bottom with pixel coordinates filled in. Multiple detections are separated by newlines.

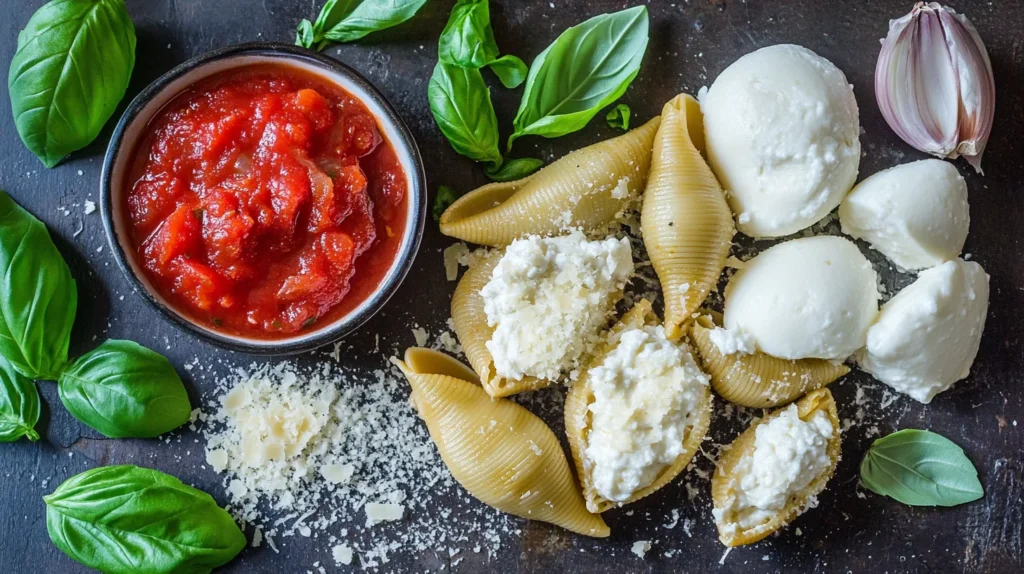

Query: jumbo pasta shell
left=641, top=94, right=735, bottom=340
left=711, top=388, right=841, bottom=547
left=450, top=250, right=550, bottom=397
left=394, top=348, right=609, bottom=538
left=565, top=300, right=713, bottom=513
left=440, top=117, right=661, bottom=247
left=690, top=314, right=849, bottom=408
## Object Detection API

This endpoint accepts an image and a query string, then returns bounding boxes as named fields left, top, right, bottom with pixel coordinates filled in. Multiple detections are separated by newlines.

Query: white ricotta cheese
left=723, top=236, right=880, bottom=360
left=858, top=258, right=989, bottom=403
left=839, top=159, right=969, bottom=270
left=708, top=325, right=756, bottom=356
left=701, top=44, right=861, bottom=237
left=584, top=324, right=709, bottom=502
left=481, top=231, right=634, bottom=381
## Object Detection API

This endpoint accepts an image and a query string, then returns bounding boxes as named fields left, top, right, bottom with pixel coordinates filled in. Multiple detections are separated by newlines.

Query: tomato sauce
left=125, top=64, right=408, bottom=339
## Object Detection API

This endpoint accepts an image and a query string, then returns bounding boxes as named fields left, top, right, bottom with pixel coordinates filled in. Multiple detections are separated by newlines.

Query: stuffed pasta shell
left=641, top=94, right=734, bottom=340
left=711, top=388, right=841, bottom=547
left=451, top=231, right=633, bottom=398
left=393, top=348, right=610, bottom=538
left=690, top=314, right=849, bottom=408
left=440, top=117, right=661, bottom=247
left=564, top=300, right=712, bottom=513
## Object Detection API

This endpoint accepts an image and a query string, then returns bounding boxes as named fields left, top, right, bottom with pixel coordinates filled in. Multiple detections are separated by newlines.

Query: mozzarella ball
left=724, top=236, right=879, bottom=360
left=839, top=159, right=969, bottom=270
left=701, top=44, right=861, bottom=238
left=857, top=259, right=989, bottom=403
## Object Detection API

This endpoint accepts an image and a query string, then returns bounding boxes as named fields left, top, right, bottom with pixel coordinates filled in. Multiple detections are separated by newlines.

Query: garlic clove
left=875, top=2, right=995, bottom=173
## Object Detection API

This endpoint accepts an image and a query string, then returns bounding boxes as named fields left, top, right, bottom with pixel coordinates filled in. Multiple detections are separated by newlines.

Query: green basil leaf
left=45, top=465, right=246, bottom=574
left=433, top=185, right=460, bottom=222
left=428, top=61, right=502, bottom=167
left=439, top=0, right=499, bottom=68
left=508, top=6, right=649, bottom=151
left=0, top=190, right=77, bottom=380
left=295, top=18, right=315, bottom=48
left=0, top=355, right=40, bottom=442
left=9, top=0, right=136, bottom=168
left=606, top=103, right=631, bottom=131
left=58, top=339, right=191, bottom=438
left=319, top=0, right=427, bottom=45
left=860, top=429, right=984, bottom=507
left=485, top=157, right=544, bottom=182
left=488, top=54, right=528, bottom=89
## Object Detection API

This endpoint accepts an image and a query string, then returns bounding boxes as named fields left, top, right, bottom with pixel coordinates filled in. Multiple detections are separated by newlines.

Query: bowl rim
left=100, top=42, right=426, bottom=355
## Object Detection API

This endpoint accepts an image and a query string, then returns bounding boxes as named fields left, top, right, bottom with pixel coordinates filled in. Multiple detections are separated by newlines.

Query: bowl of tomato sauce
left=101, top=43, right=425, bottom=354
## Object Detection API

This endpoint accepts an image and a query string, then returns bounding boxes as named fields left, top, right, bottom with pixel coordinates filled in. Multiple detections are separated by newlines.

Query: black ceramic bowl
left=101, top=43, right=426, bottom=355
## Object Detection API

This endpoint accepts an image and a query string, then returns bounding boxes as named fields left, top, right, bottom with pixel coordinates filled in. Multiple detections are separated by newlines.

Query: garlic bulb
left=875, top=3, right=995, bottom=173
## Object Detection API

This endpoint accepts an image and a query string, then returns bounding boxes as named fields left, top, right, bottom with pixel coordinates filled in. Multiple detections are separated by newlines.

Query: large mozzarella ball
left=701, top=44, right=861, bottom=238
left=724, top=236, right=879, bottom=360
left=857, top=259, right=989, bottom=403
left=839, top=159, right=969, bottom=270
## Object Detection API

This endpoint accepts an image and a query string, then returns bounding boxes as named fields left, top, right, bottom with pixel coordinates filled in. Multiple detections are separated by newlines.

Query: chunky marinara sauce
left=125, top=64, right=407, bottom=338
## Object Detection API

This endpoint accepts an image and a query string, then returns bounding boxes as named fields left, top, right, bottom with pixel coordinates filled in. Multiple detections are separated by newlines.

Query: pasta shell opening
left=690, top=314, right=850, bottom=408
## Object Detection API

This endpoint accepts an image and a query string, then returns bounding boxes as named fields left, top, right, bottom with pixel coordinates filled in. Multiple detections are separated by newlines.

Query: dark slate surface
left=1, top=0, right=1022, bottom=572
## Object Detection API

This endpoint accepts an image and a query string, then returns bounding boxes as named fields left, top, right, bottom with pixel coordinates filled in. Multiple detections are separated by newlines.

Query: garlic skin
left=875, top=3, right=995, bottom=173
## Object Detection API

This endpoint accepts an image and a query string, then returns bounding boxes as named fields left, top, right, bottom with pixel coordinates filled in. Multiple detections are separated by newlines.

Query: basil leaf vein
left=45, top=465, right=246, bottom=574
left=428, top=61, right=502, bottom=167
left=0, top=190, right=77, bottom=380
left=508, top=6, right=649, bottom=150
left=58, top=339, right=191, bottom=438
left=0, top=355, right=40, bottom=442
left=8, top=0, right=136, bottom=167
left=859, top=428, right=984, bottom=507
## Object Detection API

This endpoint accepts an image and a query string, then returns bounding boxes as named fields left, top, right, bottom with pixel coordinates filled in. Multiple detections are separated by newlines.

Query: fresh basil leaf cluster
left=296, top=0, right=427, bottom=52
left=8, top=0, right=136, bottom=168
left=438, top=0, right=528, bottom=89
left=860, top=429, right=984, bottom=507
left=59, top=340, right=192, bottom=438
left=0, top=191, right=191, bottom=440
left=433, top=185, right=460, bottom=222
left=0, top=356, right=40, bottom=442
left=0, top=190, right=77, bottom=380
left=46, top=465, right=246, bottom=574
left=429, top=62, right=503, bottom=168
left=606, top=103, right=632, bottom=131
left=508, top=6, right=649, bottom=150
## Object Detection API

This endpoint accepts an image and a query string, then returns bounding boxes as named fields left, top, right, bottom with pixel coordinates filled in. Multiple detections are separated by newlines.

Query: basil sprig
left=9, top=0, right=136, bottom=168
left=508, top=6, right=649, bottom=150
left=438, top=0, right=528, bottom=89
left=46, top=465, right=246, bottom=574
left=606, top=103, right=631, bottom=131
left=0, top=356, right=40, bottom=442
left=296, top=0, right=427, bottom=51
left=428, top=62, right=503, bottom=168
left=0, top=190, right=77, bottom=380
left=58, top=340, right=192, bottom=438
left=860, top=429, right=984, bottom=507
left=485, top=157, right=545, bottom=182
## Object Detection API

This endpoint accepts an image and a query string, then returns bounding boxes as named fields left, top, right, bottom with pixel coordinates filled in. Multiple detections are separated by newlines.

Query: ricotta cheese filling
left=584, top=324, right=709, bottom=502
left=708, top=325, right=756, bottom=355
left=715, top=405, right=832, bottom=530
left=481, top=231, right=634, bottom=381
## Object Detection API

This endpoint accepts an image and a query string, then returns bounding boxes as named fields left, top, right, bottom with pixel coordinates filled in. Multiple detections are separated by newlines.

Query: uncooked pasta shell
left=440, top=117, right=662, bottom=246
left=690, top=314, right=849, bottom=408
left=449, top=250, right=551, bottom=397
left=711, top=388, right=841, bottom=547
left=564, top=300, right=713, bottom=513
left=394, top=348, right=610, bottom=538
left=640, top=94, right=735, bottom=340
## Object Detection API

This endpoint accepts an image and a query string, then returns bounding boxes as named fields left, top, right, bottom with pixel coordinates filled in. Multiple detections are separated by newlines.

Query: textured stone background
left=0, top=1, right=1021, bottom=572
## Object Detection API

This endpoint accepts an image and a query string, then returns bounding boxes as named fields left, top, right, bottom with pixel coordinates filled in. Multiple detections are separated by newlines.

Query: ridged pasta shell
left=450, top=250, right=551, bottom=397
left=640, top=94, right=735, bottom=340
left=564, top=300, right=713, bottom=513
left=690, top=314, right=849, bottom=408
left=440, top=117, right=662, bottom=247
left=711, top=388, right=841, bottom=547
left=394, top=348, right=610, bottom=538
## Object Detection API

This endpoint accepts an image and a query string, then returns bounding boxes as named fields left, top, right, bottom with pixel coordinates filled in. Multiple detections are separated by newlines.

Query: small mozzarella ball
left=857, top=259, right=989, bottom=403
left=839, top=159, right=969, bottom=271
left=724, top=236, right=879, bottom=360
left=701, top=44, right=861, bottom=238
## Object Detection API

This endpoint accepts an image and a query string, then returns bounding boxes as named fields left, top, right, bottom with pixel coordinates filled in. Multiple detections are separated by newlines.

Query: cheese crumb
left=83, top=200, right=96, bottom=214
left=332, top=544, right=353, bottom=566
left=365, top=502, right=405, bottom=526
left=632, top=540, right=652, bottom=559
left=708, top=326, right=756, bottom=355
left=442, top=242, right=470, bottom=281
